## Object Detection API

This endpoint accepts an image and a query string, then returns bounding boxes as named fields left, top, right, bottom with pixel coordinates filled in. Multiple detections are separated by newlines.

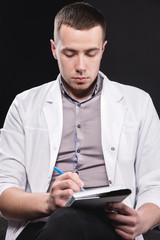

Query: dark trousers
left=16, top=207, right=122, bottom=240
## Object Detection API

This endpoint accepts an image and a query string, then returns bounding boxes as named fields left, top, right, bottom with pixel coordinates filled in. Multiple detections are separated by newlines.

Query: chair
left=0, top=217, right=8, bottom=240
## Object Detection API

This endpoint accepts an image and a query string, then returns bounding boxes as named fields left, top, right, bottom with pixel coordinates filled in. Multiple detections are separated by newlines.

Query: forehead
left=57, top=24, right=103, bottom=49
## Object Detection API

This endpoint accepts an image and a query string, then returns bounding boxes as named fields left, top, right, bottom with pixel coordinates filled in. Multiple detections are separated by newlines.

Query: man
left=0, top=2, right=160, bottom=240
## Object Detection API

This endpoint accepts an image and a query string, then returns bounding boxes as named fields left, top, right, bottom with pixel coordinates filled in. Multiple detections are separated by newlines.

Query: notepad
left=65, top=185, right=131, bottom=208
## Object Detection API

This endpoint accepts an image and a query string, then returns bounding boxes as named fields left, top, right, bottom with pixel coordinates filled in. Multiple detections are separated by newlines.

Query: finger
left=56, top=172, right=84, bottom=188
left=106, top=212, right=135, bottom=226
left=56, top=188, right=74, bottom=200
left=54, top=178, right=81, bottom=192
left=53, top=189, right=74, bottom=207
left=115, top=227, right=135, bottom=240
left=112, top=220, right=137, bottom=233
left=106, top=202, right=136, bottom=216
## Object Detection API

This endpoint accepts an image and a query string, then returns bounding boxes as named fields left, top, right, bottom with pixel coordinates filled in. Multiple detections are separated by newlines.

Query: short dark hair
left=54, top=2, right=106, bottom=43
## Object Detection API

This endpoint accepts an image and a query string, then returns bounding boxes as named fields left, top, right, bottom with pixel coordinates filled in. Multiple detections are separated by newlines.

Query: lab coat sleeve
left=0, top=95, right=27, bottom=196
left=135, top=94, right=160, bottom=209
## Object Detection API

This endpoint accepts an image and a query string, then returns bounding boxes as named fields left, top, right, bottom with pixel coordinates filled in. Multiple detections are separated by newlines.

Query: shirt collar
left=59, top=73, right=103, bottom=103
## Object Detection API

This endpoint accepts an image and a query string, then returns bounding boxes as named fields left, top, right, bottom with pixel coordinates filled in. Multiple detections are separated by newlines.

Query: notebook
left=65, top=185, right=131, bottom=208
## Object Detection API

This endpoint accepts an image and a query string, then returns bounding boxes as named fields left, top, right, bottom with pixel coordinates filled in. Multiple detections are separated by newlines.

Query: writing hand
left=47, top=172, right=84, bottom=213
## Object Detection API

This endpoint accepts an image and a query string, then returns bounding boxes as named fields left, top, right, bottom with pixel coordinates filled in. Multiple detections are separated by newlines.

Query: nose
left=75, top=55, right=86, bottom=74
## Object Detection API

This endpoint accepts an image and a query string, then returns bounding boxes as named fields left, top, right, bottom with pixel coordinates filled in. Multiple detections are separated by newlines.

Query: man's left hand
left=105, top=202, right=142, bottom=240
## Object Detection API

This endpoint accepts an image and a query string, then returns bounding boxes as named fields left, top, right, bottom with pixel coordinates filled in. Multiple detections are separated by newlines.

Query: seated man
left=0, top=2, right=160, bottom=240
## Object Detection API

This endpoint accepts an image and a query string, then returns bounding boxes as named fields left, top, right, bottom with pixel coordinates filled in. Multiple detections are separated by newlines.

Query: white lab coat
left=0, top=72, right=160, bottom=240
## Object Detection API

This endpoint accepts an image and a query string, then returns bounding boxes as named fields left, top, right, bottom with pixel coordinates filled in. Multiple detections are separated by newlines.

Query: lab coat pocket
left=118, top=121, right=139, bottom=163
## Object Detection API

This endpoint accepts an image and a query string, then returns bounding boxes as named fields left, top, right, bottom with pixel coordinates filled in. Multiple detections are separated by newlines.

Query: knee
left=49, top=207, right=87, bottom=227
left=36, top=208, right=89, bottom=240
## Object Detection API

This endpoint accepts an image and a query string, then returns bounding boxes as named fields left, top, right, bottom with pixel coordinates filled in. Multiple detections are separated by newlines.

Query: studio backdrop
left=0, top=0, right=160, bottom=127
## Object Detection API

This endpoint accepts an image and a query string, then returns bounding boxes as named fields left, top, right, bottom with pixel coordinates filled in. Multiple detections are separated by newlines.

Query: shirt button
left=77, top=103, right=81, bottom=107
left=77, top=124, right=81, bottom=128
left=77, top=149, right=80, bottom=153
left=111, top=147, right=115, bottom=151
left=53, top=147, right=57, bottom=151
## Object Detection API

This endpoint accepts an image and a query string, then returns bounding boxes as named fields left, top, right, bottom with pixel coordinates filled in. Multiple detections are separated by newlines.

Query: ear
left=102, top=40, right=107, bottom=53
left=50, top=39, right=57, bottom=59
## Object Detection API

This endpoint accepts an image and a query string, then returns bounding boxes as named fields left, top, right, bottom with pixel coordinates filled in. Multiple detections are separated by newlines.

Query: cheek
left=58, top=58, right=73, bottom=74
left=61, top=56, right=74, bottom=67
left=90, top=55, right=102, bottom=66
left=90, top=59, right=101, bottom=72
left=89, top=59, right=102, bottom=78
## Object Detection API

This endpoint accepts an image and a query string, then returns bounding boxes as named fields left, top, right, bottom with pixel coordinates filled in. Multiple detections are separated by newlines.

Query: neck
left=62, top=79, right=97, bottom=102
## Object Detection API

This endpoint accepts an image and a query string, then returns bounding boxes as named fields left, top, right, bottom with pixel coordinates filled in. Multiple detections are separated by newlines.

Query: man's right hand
left=47, top=172, right=84, bottom=213
left=0, top=172, right=84, bottom=220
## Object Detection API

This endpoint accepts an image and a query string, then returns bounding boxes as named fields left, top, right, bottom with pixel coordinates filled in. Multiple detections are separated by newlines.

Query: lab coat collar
left=100, top=72, right=128, bottom=186
left=43, top=74, right=63, bottom=182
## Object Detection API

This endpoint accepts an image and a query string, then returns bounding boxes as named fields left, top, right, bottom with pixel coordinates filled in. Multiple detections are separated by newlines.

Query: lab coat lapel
left=101, top=75, right=127, bottom=185
left=43, top=78, right=63, bottom=182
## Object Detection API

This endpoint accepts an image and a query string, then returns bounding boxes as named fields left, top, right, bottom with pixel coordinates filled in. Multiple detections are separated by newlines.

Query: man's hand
left=0, top=173, right=84, bottom=220
left=105, top=202, right=160, bottom=240
left=47, top=172, right=84, bottom=213
left=105, top=202, right=141, bottom=239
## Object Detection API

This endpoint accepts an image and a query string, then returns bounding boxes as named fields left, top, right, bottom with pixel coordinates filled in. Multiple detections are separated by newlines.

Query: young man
left=0, top=2, right=160, bottom=240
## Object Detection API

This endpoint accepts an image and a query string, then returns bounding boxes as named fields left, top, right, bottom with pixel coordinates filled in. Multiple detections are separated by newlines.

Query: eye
left=62, top=50, right=76, bottom=58
left=86, top=50, right=98, bottom=57
left=64, top=53, right=75, bottom=58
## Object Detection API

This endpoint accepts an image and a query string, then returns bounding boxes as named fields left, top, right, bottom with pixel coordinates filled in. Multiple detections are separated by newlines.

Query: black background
left=0, top=0, right=160, bottom=127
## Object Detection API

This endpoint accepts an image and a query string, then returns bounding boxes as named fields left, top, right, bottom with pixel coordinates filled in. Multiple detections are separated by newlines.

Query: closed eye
left=85, top=49, right=100, bottom=57
left=62, top=49, right=77, bottom=58
left=61, top=48, right=100, bottom=58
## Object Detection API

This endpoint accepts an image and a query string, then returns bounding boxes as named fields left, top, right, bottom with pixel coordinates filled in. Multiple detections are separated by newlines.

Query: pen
left=53, top=166, right=85, bottom=191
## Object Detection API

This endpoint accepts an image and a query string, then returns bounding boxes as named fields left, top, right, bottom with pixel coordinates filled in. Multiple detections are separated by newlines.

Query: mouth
left=72, top=77, right=89, bottom=83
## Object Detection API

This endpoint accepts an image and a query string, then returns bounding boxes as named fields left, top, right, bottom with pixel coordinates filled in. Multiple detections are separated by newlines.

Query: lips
left=72, top=77, right=89, bottom=83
